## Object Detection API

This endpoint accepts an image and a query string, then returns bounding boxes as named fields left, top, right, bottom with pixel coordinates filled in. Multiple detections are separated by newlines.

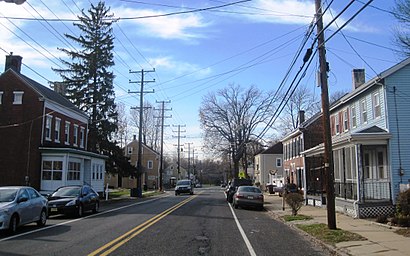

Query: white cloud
left=148, top=56, right=212, bottom=77
left=112, top=7, right=210, bottom=40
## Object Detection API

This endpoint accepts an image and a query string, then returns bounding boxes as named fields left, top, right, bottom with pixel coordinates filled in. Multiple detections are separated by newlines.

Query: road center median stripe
left=88, top=194, right=198, bottom=256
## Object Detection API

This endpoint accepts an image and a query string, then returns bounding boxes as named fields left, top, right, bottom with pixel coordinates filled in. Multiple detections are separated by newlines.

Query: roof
left=4, top=69, right=87, bottom=118
left=260, top=142, right=283, bottom=154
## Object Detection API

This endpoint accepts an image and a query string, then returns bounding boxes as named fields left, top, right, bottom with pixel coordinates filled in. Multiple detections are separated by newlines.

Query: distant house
left=163, top=163, right=187, bottom=188
left=304, top=58, right=410, bottom=218
left=0, top=54, right=107, bottom=193
left=254, top=142, right=283, bottom=190
left=109, top=137, right=160, bottom=190
left=281, top=111, right=324, bottom=193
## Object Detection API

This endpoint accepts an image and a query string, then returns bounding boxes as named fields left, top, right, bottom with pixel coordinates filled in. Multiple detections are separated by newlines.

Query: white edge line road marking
left=0, top=194, right=169, bottom=242
left=228, top=201, right=257, bottom=256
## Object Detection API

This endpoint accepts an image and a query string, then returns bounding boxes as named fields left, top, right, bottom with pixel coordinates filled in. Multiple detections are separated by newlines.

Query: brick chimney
left=298, top=110, right=305, bottom=125
left=352, top=69, right=365, bottom=90
left=5, top=54, right=23, bottom=73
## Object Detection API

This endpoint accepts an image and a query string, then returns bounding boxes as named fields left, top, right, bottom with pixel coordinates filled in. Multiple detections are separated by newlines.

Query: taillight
left=235, top=193, right=245, bottom=199
left=257, top=195, right=264, bottom=201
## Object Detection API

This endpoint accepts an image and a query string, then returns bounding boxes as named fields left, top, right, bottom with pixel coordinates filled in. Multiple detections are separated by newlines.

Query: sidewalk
left=263, top=193, right=410, bottom=256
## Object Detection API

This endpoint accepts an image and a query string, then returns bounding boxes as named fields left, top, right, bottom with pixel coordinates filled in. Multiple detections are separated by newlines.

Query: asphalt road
left=0, top=187, right=330, bottom=256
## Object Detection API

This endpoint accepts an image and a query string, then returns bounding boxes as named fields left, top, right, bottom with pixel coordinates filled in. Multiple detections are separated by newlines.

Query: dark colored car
left=232, top=186, right=264, bottom=210
left=0, top=186, right=48, bottom=234
left=48, top=185, right=99, bottom=217
left=175, top=180, right=194, bottom=196
left=278, top=183, right=299, bottom=197
left=226, top=178, right=253, bottom=203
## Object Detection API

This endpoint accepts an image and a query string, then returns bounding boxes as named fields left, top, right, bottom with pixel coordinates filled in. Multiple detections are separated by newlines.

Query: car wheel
left=190, top=191, right=194, bottom=195
left=234, top=202, right=238, bottom=209
left=92, top=202, right=99, bottom=214
left=175, top=192, right=178, bottom=196
left=8, top=214, right=18, bottom=235
left=37, top=209, right=47, bottom=227
left=77, top=204, right=84, bottom=217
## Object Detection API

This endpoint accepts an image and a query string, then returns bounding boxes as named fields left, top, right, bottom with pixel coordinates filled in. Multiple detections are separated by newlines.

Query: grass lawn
left=296, top=223, right=367, bottom=245
left=283, top=214, right=313, bottom=222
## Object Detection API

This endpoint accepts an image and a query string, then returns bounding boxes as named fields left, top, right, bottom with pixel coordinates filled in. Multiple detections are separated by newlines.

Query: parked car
left=232, top=186, right=264, bottom=210
left=175, top=180, right=194, bottom=195
left=226, top=178, right=253, bottom=203
left=0, top=186, right=48, bottom=234
left=47, top=185, right=99, bottom=217
left=278, top=183, right=299, bottom=197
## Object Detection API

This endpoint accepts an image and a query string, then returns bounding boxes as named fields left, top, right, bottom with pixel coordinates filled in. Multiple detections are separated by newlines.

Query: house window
left=335, top=114, right=340, bottom=135
left=13, top=91, right=24, bottom=104
left=377, top=150, right=387, bottom=179
left=73, top=125, right=78, bottom=146
left=67, top=161, right=81, bottom=180
left=42, top=160, right=63, bottom=180
left=45, top=115, right=52, bottom=141
left=343, top=109, right=349, bottom=132
left=55, top=118, right=61, bottom=142
left=0, top=91, right=3, bottom=104
left=361, top=99, right=367, bottom=123
left=80, top=127, right=85, bottom=148
left=65, top=121, right=70, bottom=145
left=351, top=105, right=357, bottom=128
left=127, top=147, right=133, bottom=155
left=373, top=92, right=381, bottom=118
left=276, top=158, right=282, bottom=167
left=147, top=160, right=153, bottom=169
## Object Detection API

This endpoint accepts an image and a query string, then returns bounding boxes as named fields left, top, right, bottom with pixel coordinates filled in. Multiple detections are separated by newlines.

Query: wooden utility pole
left=186, top=142, right=193, bottom=180
left=129, top=69, right=155, bottom=197
left=173, top=125, right=186, bottom=180
left=155, top=100, right=172, bottom=191
left=315, top=0, right=336, bottom=229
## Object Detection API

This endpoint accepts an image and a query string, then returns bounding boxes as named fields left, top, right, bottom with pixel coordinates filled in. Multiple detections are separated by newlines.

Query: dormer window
left=13, top=91, right=24, bottom=104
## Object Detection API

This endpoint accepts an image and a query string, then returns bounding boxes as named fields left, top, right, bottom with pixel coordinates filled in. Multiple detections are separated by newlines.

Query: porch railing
left=334, top=181, right=391, bottom=201
left=334, top=182, right=357, bottom=200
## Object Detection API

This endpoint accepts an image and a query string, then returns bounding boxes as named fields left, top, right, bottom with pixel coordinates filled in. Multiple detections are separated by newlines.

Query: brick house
left=0, top=54, right=107, bottom=193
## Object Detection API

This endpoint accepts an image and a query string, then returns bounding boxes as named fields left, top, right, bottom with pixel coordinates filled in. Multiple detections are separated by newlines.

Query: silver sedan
left=232, top=186, right=264, bottom=211
left=0, top=186, right=48, bottom=234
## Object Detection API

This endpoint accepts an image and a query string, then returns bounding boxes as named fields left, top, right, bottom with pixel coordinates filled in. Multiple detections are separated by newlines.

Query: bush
left=396, top=189, right=410, bottom=216
left=285, top=192, right=304, bottom=216
left=376, top=215, right=388, bottom=224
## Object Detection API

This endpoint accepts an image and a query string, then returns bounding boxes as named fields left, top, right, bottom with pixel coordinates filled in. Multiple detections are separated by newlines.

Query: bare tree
left=115, top=103, right=130, bottom=148
left=277, top=85, right=319, bottom=136
left=199, top=84, right=275, bottom=178
left=393, top=0, right=410, bottom=57
left=130, top=101, right=161, bottom=151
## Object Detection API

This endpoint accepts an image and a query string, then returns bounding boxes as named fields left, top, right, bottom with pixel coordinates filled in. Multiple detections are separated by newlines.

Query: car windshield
left=0, top=188, right=18, bottom=202
left=238, top=186, right=261, bottom=193
left=52, top=187, right=81, bottom=197
left=176, top=180, right=190, bottom=186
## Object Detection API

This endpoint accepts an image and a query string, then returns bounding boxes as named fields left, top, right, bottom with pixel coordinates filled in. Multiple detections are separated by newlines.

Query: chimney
left=5, top=54, right=23, bottom=73
left=298, top=110, right=305, bottom=125
left=352, top=69, right=365, bottom=90
left=133, top=135, right=136, bottom=141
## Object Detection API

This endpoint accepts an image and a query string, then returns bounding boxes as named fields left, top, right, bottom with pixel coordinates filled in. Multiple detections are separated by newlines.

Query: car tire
left=175, top=192, right=178, bottom=196
left=37, top=209, right=47, bottom=227
left=8, top=214, right=18, bottom=235
left=234, top=202, right=238, bottom=209
left=190, top=191, right=193, bottom=195
left=77, top=204, right=84, bottom=217
left=92, top=202, right=99, bottom=214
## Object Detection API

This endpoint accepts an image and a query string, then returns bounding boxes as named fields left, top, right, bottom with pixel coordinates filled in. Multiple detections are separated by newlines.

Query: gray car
left=0, top=186, right=48, bottom=234
left=232, top=186, right=264, bottom=211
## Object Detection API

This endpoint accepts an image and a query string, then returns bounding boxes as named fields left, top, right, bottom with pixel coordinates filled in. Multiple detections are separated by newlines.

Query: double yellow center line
left=88, top=195, right=198, bottom=256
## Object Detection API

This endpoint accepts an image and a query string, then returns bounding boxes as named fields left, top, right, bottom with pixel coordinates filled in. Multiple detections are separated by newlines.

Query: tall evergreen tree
left=53, top=1, right=117, bottom=154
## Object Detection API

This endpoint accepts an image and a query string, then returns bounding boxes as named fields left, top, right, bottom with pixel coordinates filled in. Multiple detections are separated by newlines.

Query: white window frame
left=373, top=92, right=381, bottom=118
left=73, top=125, right=78, bottom=146
left=351, top=105, right=357, bottom=128
left=0, top=91, right=3, bottom=104
left=54, top=118, right=61, bottom=142
left=45, top=115, right=52, bottom=141
left=335, top=114, right=340, bottom=135
left=64, top=121, right=70, bottom=145
left=276, top=158, right=282, bottom=167
left=361, top=99, right=367, bottom=124
left=67, top=161, right=81, bottom=181
left=127, top=147, right=133, bottom=155
left=147, top=160, right=153, bottom=169
left=343, top=109, right=349, bottom=132
left=13, top=91, right=24, bottom=105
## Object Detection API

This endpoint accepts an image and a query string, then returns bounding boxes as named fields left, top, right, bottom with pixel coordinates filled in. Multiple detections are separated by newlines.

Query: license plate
left=247, top=196, right=254, bottom=199
left=50, top=208, right=58, bottom=212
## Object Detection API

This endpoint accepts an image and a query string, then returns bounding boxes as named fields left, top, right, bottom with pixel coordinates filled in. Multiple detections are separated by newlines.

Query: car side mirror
left=18, top=197, right=28, bottom=203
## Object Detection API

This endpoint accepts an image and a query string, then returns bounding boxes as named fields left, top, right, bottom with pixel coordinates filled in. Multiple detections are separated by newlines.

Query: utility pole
left=186, top=142, right=193, bottom=180
left=315, top=0, right=336, bottom=230
left=172, top=125, right=186, bottom=180
left=129, top=68, right=155, bottom=197
left=155, top=100, right=172, bottom=192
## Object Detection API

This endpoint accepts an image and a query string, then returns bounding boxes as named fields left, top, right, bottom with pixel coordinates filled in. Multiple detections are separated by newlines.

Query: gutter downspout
left=353, top=144, right=361, bottom=218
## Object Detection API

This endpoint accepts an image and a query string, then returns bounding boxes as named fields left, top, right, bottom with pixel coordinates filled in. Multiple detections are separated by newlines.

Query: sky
left=0, top=0, right=401, bottom=161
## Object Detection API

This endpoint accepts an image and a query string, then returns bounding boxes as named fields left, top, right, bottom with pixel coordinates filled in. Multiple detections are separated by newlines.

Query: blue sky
left=0, top=0, right=401, bottom=159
